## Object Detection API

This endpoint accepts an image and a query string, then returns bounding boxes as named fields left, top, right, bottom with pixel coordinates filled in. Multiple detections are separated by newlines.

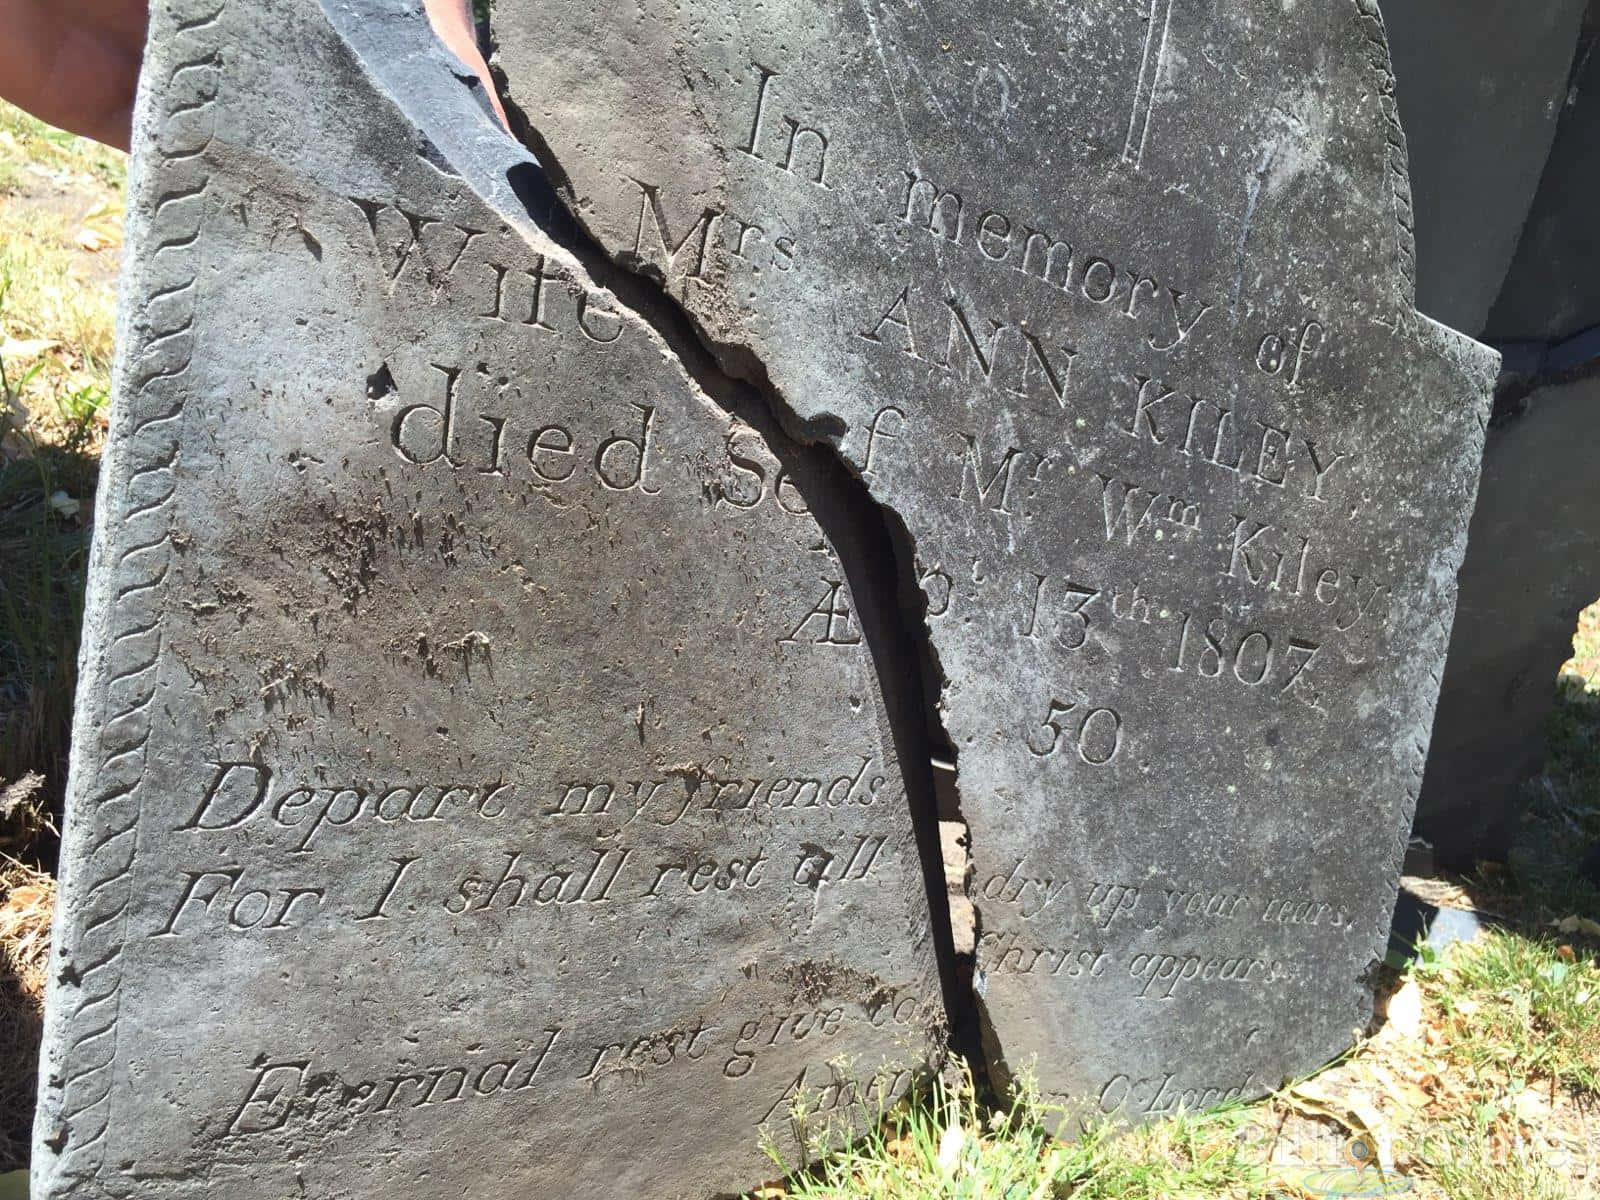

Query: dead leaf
left=1380, top=1074, right=1432, bottom=1113
left=5, top=885, right=44, bottom=908
left=74, top=227, right=113, bottom=252
left=937, top=1123, right=964, bottom=1173
left=1554, top=915, right=1600, bottom=939
left=1383, top=979, right=1424, bottom=1038
left=1512, top=1089, right=1550, bottom=1125
left=1282, top=1079, right=1351, bottom=1128
left=1, top=336, right=57, bottom=362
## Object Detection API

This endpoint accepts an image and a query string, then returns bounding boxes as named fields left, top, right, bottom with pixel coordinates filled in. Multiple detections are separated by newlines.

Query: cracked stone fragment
left=33, top=2, right=943, bottom=1196
left=493, top=0, right=1497, bottom=1126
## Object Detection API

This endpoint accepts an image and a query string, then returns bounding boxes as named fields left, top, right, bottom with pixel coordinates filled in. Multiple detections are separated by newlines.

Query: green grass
left=0, top=102, right=124, bottom=194
left=757, top=1070, right=1272, bottom=1200
left=750, top=927, right=1600, bottom=1199
left=1427, top=1125, right=1572, bottom=1200
left=0, top=99, right=121, bottom=450
left=1421, top=932, right=1600, bottom=1098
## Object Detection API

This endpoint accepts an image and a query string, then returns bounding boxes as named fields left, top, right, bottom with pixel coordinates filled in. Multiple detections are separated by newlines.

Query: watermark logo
left=1292, top=1166, right=1413, bottom=1197
left=1277, top=1137, right=1412, bottom=1197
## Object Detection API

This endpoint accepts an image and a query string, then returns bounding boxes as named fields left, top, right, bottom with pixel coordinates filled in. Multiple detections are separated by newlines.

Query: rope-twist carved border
left=1353, top=0, right=1419, bottom=305
left=1350, top=5, right=1495, bottom=943
left=1346, top=0, right=1444, bottom=950
left=40, top=0, right=223, bottom=1189
left=1377, top=406, right=1491, bottom=944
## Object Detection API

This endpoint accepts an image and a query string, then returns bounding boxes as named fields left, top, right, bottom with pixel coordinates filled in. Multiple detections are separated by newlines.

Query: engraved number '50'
left=1027, top=698, right=1124, bottom=764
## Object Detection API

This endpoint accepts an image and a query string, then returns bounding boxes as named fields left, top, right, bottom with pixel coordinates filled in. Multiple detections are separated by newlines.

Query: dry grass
left=0, top=856, right=53, bottom=1168
left=0, top=100, right=121, bottom=463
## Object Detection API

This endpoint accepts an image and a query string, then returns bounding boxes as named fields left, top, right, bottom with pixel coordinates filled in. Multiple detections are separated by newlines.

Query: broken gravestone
left=493, top=0, right=1497, bottom=1125
left=33, top=2, right=944, bottom=1196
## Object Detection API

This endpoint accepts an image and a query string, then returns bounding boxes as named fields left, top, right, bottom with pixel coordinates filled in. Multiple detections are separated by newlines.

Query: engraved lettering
left=779, top=580, right=862, bottom=646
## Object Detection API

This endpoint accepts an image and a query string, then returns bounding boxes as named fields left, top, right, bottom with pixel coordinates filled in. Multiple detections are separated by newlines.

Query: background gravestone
left=1417, top=377, right=1600, bottom=866
left=1405, top=1, right=1600, bottom=863
left=492, top=0, right=1497, bottom=1123
left=1486, top=4, right=1600, bottom=346
left=1379, top=0, right=1588, bottom=336
left=33, top=2, right=944, bottom=1196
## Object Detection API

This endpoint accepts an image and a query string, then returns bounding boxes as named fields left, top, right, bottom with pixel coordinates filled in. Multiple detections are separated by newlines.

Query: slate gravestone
left=1418, top=378, right=1600, bottom=866
left=493, top=0, right=1498, bottom=1125
left=33, top=2, right=944, bottom=1196
left=1379, top=0, right=1587, bottom=336
left=1487, top=8, right=1600, bottom=345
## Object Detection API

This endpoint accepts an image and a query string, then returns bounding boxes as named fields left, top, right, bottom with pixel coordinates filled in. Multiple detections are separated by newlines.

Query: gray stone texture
left=33, top=1, right=944, bottom=1196
left=1380, top=0, right=1588, bottom=336
left=492, top=0, right=1496, bottom=1125
left=1417, top=377, right=1600, bottom=866
left=1486, top=11, right=1600, bottom=343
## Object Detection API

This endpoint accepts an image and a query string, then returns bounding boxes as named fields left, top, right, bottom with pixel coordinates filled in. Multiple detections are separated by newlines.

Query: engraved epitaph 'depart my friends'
left=31, top=2, right=944, bottom=1196
left=492, top=0, right=1499, bottom=1124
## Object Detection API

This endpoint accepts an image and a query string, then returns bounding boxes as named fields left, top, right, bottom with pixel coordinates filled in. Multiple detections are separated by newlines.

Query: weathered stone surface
left=493, top=0, right=1497, bottom=1124
left=1418, top=377, right=1600, bottom=866
left=34, top=2, right=943, bottom=1196
left=1486, top=11, right=1600, bottom=344
left=1380, top=0, right=1587, bottom=335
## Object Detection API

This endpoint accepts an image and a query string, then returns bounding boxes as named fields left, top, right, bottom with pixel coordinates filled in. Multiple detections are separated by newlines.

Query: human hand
left=423, top=0, right=510, bottom=131
left=0, top=0, right=505, bottom=151
left=0, top=0, right=147, bottom=149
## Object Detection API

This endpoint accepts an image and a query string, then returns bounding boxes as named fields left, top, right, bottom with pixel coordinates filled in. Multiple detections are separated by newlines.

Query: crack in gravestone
left=489, top=108, right=986, bottom=1074
left=473, top=5, right=981, bottom=1068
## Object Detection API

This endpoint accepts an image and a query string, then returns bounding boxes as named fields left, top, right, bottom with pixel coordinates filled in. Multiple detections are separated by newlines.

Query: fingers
left=0, top=0, right=498, bottom=152
left=0, top=0, right=142, bottom=149
left=422, top=0, right=509, bottom=131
